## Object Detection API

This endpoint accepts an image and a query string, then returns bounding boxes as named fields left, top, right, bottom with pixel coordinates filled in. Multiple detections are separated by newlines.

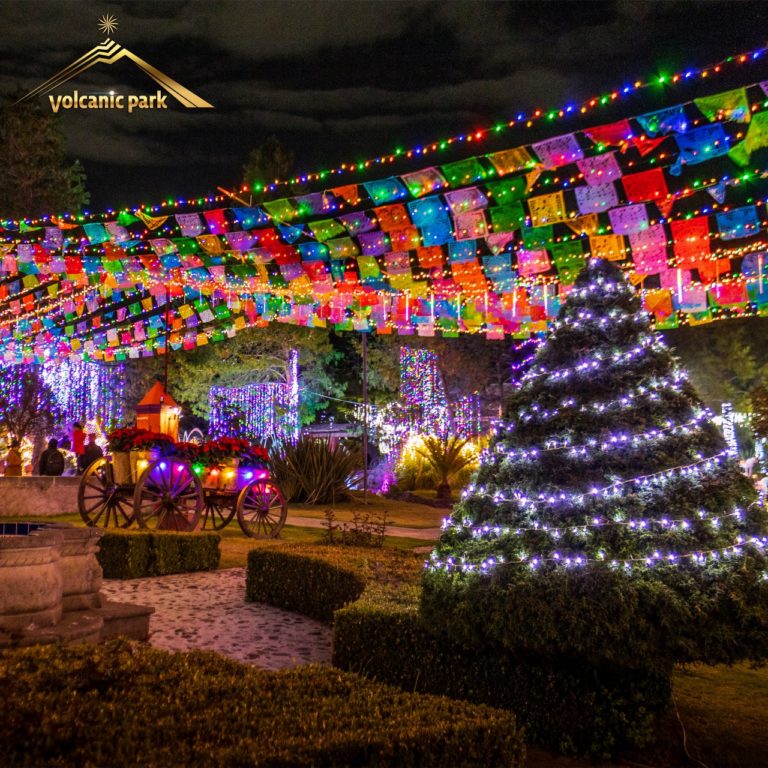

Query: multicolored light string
left=208, top=349, right=299, bottom=444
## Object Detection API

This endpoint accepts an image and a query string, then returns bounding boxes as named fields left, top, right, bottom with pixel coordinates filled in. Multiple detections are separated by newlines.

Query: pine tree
left=422, top=259, right=768, bottom=673
left=0, top=93, right=89, bottom=219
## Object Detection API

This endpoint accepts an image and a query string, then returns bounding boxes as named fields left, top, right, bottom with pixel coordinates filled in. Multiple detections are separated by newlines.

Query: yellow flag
left=589, top=234, right=626, bottom=261
left=136, top=210, right=169, bottom=230
left=528, top=191, right=567, bottom=227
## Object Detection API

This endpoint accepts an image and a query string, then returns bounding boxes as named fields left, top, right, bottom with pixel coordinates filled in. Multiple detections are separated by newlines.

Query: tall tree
left=665, top=323, right=768, bottom=412
left=424, top=260, right=768, bottom=745
left=0, top=366, right=61, bottom=441
left=0, top=92, right=89, bottom=219
left=165, top=324, right=345, bottom=425
left=751, top=384, right=768, bottom=440
left=241, top=135, right=298, bottom=202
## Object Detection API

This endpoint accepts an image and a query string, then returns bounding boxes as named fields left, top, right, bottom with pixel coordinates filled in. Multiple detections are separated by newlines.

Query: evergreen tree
left=241, top=136, right=299, bottom=202
left=0, top=93, right=89, bottom=219
left=423, top=260, right=768, bottom=673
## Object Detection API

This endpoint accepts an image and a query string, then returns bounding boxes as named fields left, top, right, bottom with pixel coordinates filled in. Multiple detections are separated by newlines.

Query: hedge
left=245, top=544, right=669, bottom=758
left=245, top=544, right=420, bottom=622
left=0, top=639, right=525, bottom=768
left=333, top=596, right=669, bottom=758
left=98, top=531, right=220, bottom=578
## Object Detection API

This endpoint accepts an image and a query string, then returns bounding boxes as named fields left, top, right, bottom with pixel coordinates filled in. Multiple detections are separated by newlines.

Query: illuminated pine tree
left=422, top=259, right=768, bottom=674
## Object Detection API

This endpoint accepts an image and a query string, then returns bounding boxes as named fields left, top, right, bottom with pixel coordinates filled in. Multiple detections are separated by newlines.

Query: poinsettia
left=131, top=431, right=175, bottom=453
left=171, top=441, right=202, bottom=462
left=108, top=427, right=151, bottom=452
left=196, top=437, right=268, bottom=466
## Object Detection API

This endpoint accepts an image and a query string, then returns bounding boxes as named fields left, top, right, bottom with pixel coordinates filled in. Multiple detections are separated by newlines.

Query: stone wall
left=0, top=477, right=80, bottom=516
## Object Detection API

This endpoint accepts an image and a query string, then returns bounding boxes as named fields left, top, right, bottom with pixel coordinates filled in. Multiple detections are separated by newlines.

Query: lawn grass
left=290, top=491, right=445, bottom=528
left=0, top=511, right=432, bottom=571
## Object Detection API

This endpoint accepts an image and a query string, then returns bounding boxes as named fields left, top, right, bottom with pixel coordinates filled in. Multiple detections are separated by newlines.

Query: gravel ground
left=100, top=568, right=332, bottom=670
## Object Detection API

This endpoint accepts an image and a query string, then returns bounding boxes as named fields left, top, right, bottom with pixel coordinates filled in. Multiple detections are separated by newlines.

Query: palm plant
left=414, top=434, right=479, bottom=501
left=269, top=436, right=361, bottom=504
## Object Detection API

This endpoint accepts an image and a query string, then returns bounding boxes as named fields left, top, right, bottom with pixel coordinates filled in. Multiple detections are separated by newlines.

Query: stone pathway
left=100, top=568, right=332, bottom=670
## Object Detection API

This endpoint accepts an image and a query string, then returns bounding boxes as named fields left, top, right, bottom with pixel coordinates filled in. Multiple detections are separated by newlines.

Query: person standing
left=72, top=423, right=85, bottom=460
left=3, top=439, right=23, bottom=477
left=78, top=434, right=103, bottom=473
left=38, top=438, right=65, bottom=476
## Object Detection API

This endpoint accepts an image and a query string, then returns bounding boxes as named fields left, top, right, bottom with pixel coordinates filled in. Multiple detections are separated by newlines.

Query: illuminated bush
left=395, top=433, right=481, bottom=498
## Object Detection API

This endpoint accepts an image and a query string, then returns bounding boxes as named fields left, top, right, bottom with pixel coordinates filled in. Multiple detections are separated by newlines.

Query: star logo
left=98, top=14, right=118, bottom=36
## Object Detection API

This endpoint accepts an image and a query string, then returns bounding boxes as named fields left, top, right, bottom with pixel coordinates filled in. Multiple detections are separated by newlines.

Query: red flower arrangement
left=171, top=442, right=202, bottom=463
left=194, top=437, right=268, bottom=467
left=107, top=428, right=174, bottom=454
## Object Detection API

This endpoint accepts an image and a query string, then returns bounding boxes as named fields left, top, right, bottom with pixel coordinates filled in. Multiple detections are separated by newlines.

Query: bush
left=0, top=640, right=525, bottom=768
left=333, top=595, right=669, bottom=758
left=269, top=436, right=360, bottom=503
left=98, top=531, right=220, bottom=578
left=421, top=549, right=768, bottom=671
left=246, top=545, right=379, bottom=621
left=245, top=543, right=672, bottom=758
left=395, top=433, right=481, bottom=494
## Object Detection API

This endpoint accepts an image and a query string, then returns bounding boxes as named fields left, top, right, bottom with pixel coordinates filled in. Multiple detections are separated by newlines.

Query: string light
left=490, top=410, right=710, bottom=458
left=442, top=506, right=745, bottom=539
left=426, top=535, right=767, bottom=574
left=208, top=349, right=299, bottom=444
left=463, top=451, right=730, bottom=509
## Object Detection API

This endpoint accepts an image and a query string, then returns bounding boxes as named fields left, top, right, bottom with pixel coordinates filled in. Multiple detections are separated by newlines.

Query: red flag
left=622, top=168, right=669, bottom=203
left=670, top=217, right=710, bottom=267
left=584, top=119, right=632, bottom=148
left=630, top=135, right=667, bottom=156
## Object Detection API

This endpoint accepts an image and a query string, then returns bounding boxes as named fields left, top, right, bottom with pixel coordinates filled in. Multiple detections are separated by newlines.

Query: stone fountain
left=0, top=522, right=152, bottom=648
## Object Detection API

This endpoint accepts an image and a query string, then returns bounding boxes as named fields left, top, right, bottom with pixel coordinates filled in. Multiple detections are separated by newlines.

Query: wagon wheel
left=78, top=458, right=135, bottom=528
left=201, top=492, right=237, bottom=530
left=236, top=480, right=287, bottom=539
left=133, top=458, right=203, bottom=532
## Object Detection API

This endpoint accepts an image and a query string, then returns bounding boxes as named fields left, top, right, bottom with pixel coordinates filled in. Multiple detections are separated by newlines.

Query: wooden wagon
left=77, top=453, right=287, bottom=538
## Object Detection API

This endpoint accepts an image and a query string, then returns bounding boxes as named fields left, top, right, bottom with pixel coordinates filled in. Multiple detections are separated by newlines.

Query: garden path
left=100, top=568, right=332, bottom=670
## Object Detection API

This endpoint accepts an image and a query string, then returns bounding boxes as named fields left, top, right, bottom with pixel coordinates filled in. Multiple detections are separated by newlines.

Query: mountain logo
left=16, top=16, right=213, bottom=112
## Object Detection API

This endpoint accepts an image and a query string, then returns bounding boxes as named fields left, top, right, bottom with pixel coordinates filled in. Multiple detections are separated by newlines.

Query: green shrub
left=0, top=640, right=525, bottom=768
left=269, top=436, right=360, bottom=503
left=245, top=543, right=671, bottom=758
left=395, top=433, right=481, bottom=494
left=246, top=546, right=367, bottom=621
left=333, top=596, right=669, bottom=758
left=98, top=531, right=220, bottom=578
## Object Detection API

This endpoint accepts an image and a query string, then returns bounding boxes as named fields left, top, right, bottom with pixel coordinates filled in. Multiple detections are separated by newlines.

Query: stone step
left=98, top=599, right=154, bottom=642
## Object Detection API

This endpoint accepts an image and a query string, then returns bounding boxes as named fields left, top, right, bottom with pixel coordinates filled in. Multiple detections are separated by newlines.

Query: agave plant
left=269, top=436, right=361, bottom=504
left=413, top=434, right=480, bottom=501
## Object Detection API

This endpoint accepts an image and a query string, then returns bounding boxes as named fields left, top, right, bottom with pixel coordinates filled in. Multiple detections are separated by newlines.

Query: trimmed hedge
left=245, top=544, right=420, bottom=622
left=0, top=639, right=525, bottom=768
left=98, top=531, right=220, bottom=578
left=333, top=597, right=669, bottom=758
left=245, top=544, right=670, bottom=758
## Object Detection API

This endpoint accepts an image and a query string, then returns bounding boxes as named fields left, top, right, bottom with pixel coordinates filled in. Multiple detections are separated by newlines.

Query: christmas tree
left=422, top=259, right=768, bottom=673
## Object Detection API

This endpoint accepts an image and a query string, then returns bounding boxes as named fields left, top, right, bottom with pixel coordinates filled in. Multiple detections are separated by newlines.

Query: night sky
left=2, top=0, right=768, bottom=212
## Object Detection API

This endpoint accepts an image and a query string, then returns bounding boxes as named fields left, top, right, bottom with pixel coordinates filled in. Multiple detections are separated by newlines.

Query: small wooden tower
left=135, top=382, right=180, bottom=440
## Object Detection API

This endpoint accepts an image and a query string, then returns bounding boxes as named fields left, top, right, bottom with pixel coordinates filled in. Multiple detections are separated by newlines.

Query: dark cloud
left=2, top=0, right=767, bottom=209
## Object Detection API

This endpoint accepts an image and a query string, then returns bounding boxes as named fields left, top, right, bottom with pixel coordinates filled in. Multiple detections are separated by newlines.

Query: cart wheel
left=133, top=458, right=202, bottom=532
left=78, top=458, right=134, bottom=528
left=236, top=480, right=287, bottom=539
left=201, top=493, right=237, bottom=530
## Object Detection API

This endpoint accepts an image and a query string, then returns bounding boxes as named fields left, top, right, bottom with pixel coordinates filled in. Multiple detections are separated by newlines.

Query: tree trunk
left=436, top=481, right=452, bottom=502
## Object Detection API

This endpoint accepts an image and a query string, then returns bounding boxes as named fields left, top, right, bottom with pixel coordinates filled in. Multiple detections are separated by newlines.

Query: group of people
left=2, top=423, right=104, bottom=477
